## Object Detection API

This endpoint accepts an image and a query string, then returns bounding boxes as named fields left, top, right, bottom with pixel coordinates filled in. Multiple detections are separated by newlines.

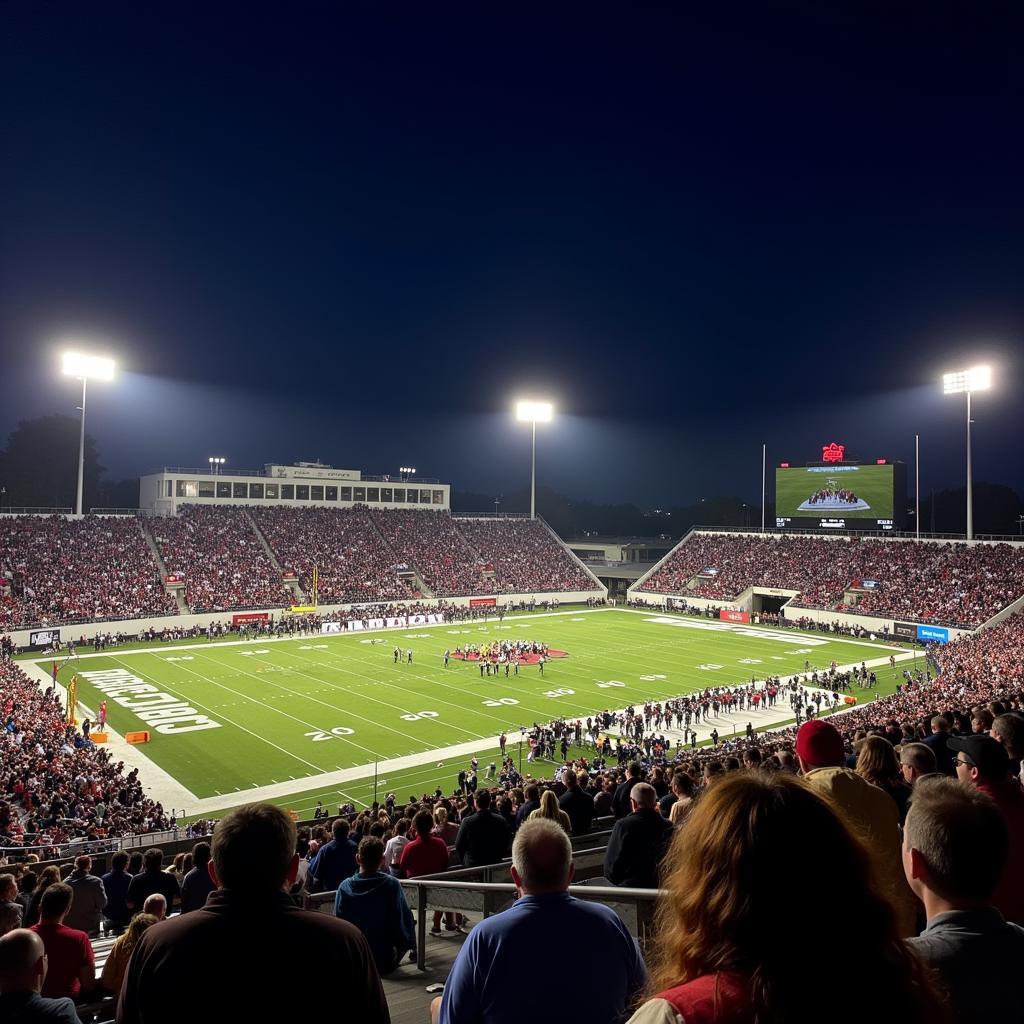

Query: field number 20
left=304, top=727, right=355, bottom=742
left=401, top=711, right=440, bottom=721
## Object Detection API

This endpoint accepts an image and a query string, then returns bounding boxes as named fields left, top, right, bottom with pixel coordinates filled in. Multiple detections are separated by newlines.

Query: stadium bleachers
left=635, top=532, right=1024, bottom=628
left=0, top=515, right=176, bottom=629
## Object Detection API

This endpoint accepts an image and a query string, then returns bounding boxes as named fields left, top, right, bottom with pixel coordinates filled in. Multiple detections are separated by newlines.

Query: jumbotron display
left=775, top=443, right=904, bottom=532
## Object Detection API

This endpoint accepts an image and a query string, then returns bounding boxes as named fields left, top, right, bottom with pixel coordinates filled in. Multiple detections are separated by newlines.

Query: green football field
left=775, top=464, right=894, bottom=519
left=47, top=609, right=911, bottom=818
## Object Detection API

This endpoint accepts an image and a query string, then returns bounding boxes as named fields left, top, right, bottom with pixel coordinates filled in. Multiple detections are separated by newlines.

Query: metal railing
left=0, top=507, right=73, bottom=515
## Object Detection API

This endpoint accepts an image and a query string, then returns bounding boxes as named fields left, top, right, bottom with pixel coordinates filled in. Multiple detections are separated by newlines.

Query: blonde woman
left=432, top=806, right=459, bottom=846
left=528, top=790, right=572, bottom=834
left=101, top=912, right=159, bottom=996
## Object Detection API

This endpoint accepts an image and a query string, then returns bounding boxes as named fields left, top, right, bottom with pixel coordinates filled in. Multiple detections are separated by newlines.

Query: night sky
left=2, top=3, right=1021, bottom=507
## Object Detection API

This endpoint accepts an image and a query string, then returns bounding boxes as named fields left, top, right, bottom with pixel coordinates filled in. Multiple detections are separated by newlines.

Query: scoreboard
left=775, top=442, right=905, bottom=532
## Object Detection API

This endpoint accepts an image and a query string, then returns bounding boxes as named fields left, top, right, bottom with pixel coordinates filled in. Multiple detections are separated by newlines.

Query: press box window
left=420, top=489, right=431, bottom=504
left=281, top=485, right=294, bottom=499
left=381, top=488, right=393, bottom=502
left=394, top=488, right=405, bottom=502
left=340, top=486, right=352, bottom=501
left=198, top=480, right=215, bottom=498
left=249, top=483, right=264, bottom=499
left=325, top=486, right=338, bottom=501
left=216, top=482, right=231, bottom=498
left=296, top=485, right=309, bottom=500
left=233, top=483, right=247, bottom=498
left=176, top=480, right=199, bottom=498
left=310, top=486, right=324, bottom=500
left=367, top=487, right=379, bottom=502
left=432, top=490, right=444, bottom=504
left=354, top=487, right=366, bottom=502
left=265, top=483, right=279, bottom=499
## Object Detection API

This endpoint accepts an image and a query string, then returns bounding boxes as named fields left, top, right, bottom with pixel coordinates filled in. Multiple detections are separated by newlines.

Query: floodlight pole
left=530, top=420, right=537, bottom=519
left=75, top=376, right=88, bottom=517
left=914, top=433, right=920, bottom=541
left=760, top=443, right=766, bottom=532
left=962, top=389, right=970, bottom=544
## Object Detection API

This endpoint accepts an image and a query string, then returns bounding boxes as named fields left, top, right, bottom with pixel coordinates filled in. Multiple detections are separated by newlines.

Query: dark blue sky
left=1, top=3, right=1021, bottom=506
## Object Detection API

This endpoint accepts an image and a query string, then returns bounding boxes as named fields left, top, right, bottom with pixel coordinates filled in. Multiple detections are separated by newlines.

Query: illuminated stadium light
left=515, top=400, right=553, bottom=423
left=515, top=400, right=554, bottom=518
left=61, top=350, right=116, bottom=516
left=942, top=365, right=993, bottom=540
left=942, top=365, right=991, bottom=394
left=208, top=456, right=226, bottom=475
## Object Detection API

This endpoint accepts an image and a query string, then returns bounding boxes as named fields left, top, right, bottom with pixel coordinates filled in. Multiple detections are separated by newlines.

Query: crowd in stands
left=456, top=517, right=597, bottom=594
left=0, top=516, right=175, bottom=629
left=0, top=659, right=176, bottom=860
left=371, top=509, right=489, bottom=596
left=638, top=532, right=1024, bottom=628
left=251, top=506, right=416, bottom=604
left=147, top=506, right=290, bottom=613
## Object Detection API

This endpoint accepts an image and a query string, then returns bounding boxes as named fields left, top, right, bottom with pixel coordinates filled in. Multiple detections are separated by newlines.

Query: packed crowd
left=250, top=506, right=414, bottom=604
left=0, top=659, right=175, bottom=858
left=370, top=509, right=489, bottom=596
left=0, top=517, right=176, bottom=629
left=638, top=532, right=1024, bottom=628
left=456, top=517, right=597, bottom=594
left=147, top=507, right=290, bottom=613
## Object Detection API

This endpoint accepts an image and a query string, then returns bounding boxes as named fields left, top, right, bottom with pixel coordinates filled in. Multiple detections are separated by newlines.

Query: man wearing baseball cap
left=795, top=720, right=917, bottom=935
left=948, top=733, right=1024, bottom=924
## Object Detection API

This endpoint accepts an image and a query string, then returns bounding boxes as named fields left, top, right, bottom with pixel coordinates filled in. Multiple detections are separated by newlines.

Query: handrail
left=0, top=507, right=74, bottom=515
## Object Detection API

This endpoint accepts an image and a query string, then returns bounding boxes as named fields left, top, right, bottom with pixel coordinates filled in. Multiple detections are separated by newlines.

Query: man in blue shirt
left=310, top=818, right=359, bottom=892
left=101, top=851, right=133, bottom=934
left=434, top=818, right=646, bottom=1024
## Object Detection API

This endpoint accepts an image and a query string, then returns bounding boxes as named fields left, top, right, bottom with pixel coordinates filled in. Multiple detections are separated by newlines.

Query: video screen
left=775, top=464, right=894, bottom=527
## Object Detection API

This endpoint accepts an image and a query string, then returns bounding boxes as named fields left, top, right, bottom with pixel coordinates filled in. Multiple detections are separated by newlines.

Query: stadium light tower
left=61, top=352, right=115, bottom=517
left=942, top=365, right=992, bottom=541
left=515, top=400, right=553, bottom=519
left=208, top=456, right=226, bottom=475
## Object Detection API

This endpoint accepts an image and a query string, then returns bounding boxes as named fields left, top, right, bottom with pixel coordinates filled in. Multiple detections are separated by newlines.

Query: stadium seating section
left=636, top=533, right=1024, bottom=628
left=0, top=508, right=599, bottom=625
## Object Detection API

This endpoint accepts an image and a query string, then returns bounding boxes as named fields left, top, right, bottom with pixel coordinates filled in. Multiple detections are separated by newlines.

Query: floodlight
left=943, top=365, right=991, bottom=395
left=62, top=352, right=115, bottom=381
left=515, top=400, right=553, bottom=423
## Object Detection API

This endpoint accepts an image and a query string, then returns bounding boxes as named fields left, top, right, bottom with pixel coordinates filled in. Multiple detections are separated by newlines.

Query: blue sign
left=917, top=625, right=949, bottom=644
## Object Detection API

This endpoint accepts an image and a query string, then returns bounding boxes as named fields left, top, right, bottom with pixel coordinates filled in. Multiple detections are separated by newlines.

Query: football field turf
left=47, top=609, right=910, bottom=817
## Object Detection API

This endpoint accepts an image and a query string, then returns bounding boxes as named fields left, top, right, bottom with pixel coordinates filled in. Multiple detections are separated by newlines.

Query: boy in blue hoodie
left=335, top=836, right=416, bottom=973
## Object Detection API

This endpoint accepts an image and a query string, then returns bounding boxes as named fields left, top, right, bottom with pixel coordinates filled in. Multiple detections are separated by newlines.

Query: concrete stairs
left=244, top=510, right=306, bottom=603
left=137, top=518, right=189, bottom=614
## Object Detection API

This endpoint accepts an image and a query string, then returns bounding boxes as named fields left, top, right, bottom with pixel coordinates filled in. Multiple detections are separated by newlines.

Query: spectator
left=100, top=912, right=159, bottom=998
left=431, top=807, right=458, bottom=847
left=603, top=782, right=673, bottom=889
left=434, top=819, right=646, bottom=1024
left=514, top=784, right=540, bottom=827
left=902, top=776, right=1024, bottom=1024
left=309, top=818, right=359, bottom=892
left=455, top=791, right=511, bottom=868
left=629, top=773, right=939, bottom=1024
left=855, top=736, right=911, bottom=824
left=29, top=883, right=94, bottom=1001
left=126, top=848, right=179, bottom=914
left=180, top=841, right=216, bottom=913
left=923, top=715, right=955, bottom=776
left=142, top=893, right=167, bottom=920
left=397, top=811, right=456, bottom=937
left=24, top=867, right=60, bottom=928
left=899, top=742, right=938, bottom=787
left=796, top=720, right=918, bottom=935
left=101, top=852, right=133, bottom=934
left=63, top=855, right=106, bottom=936
left=991, top=712, right=1024, bottom=780
left=948, top=734, right=1024, bottom=923
left=335, top=836, right=415, bottom=974
left=558, top=770, right=595, bottom=835
left=528, top=790, right=572, bottom=834
left=667, top=774, right=696, bottom=826
left=613, top=762, right=643, bottom=819
left=14, top=873, right=36, bottom=921
left=383, top=819, right=411, bottom=875
left=0, top=874, right=22, bottom=932
left=117, top=803, right=390, bottom=1024
left=0, top=929, right=79, bottom=1024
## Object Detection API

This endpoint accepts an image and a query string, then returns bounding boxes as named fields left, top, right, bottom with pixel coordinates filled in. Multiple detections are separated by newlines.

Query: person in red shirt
left=626, top=774, right=939, bottom=1024
left=398, top=810, right=458, bottom=935
left=30, top=883, right=95, bottom=1000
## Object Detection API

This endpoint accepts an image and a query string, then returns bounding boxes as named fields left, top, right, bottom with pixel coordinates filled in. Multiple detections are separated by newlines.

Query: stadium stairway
left=245, top=509, right=306, bottom=603
left=138, top=518, right=189, bottom=615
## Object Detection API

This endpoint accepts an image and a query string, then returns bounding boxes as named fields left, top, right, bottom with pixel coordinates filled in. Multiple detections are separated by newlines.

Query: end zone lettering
left=78, top=669, right=222, bottom=734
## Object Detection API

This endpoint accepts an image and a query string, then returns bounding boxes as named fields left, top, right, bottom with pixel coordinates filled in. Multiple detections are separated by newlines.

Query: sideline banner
left=469, top=597, right=497, bottom=608
left=232, top=612, right=270, bottom=625
left=719, top=609, right=750, bottom=624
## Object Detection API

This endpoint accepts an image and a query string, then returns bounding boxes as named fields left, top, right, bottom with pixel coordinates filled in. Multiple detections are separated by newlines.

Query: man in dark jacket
left=180, top=842, right=217, bottom=913
left=64, top=856, right=106, bottom=936
left=515, top=785, right=540, bottom=827
left=603, top=783, right=672, bottom=888
left=309, top=818, right=359, bottom=892
left=335, top=836, right=415, bottom=973
left=126, top=848, right=180, bottom=914
left=922, top=715, right=955, bottom=775
left=118, top=803, right=389, bottom=1024
left=612, top=763, right=642, bottom=819
left=558, top=770, right=594, bottom=835
left=455, top=791, right=511, bottom=867
left=101, top=852, right=132, bottom=933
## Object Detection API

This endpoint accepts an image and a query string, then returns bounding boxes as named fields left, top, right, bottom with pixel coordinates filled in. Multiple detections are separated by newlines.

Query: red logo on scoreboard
left=821, top=442, right=845, bottom=463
